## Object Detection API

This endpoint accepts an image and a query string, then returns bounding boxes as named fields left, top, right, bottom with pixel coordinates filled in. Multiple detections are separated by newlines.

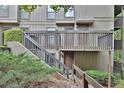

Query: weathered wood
left=23, top=33, right=71, bottom=77
left=73, top=64, right=85, bottom=77
left=84, top=78, right=88, bottom=88
left=73, top=64, right=104, bottom=88
left=25, top=31, right=113, bottom=51
left=108, top=51, right=112, bottom=88
left=85, top=74, right=104, bottom=88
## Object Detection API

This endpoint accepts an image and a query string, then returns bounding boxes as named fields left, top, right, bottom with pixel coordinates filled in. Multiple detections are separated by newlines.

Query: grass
left=86, top=70, right=120, bottom=87
left=0, top=52, right=58, bottom=88
left=0, top=45, right=8, bottom=48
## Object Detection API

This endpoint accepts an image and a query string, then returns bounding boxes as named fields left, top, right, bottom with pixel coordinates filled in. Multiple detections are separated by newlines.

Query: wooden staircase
left=23, top=32, right=104, bottom=88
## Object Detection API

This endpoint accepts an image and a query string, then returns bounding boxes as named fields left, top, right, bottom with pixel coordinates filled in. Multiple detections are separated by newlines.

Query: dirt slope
left=25, top=73, right=81, bottom=88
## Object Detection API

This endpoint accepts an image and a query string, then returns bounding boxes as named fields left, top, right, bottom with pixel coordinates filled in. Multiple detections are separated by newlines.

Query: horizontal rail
left=73, top=65, right=104, bottom=88
left=25, top=30, right=113, bottom=34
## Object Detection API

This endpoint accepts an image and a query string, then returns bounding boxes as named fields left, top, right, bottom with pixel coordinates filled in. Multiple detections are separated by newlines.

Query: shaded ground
left=25, top=73, right=80, bottom=88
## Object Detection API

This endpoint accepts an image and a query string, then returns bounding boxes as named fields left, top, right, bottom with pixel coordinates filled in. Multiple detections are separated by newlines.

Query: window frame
left=47, top=27, right=56, bottom=47
left=64, top=6, right=75, bottom=18
left=47, top=6, right=56, bottom=20
left=20, top=10, right=30, bottom=20
left=0, top=5, right=9, bottom=17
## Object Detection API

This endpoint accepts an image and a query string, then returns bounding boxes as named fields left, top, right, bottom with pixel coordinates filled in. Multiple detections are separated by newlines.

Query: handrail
left=73, top=64, right=104, bottom=88
left=23, top=32, right=71, bottom=78
left=25, top=30, right=113, bottom=34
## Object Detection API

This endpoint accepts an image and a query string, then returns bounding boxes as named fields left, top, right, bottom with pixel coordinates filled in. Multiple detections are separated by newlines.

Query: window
left=47, top=6, right=55, bottom=19
left=47, top=28, right=56, bottom=47
left=47, top=27, right=56, bottom=31
left=65, top=6, right=74, bottom=17
left=0, top=5, right=8, bottom=17
left=20, top=27, right=29, bottom=31
left=20, top=11, right=29, bottom=19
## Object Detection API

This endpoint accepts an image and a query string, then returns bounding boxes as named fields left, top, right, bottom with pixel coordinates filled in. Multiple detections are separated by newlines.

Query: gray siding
left=74, top=51, right=98, bottom=70
left=0, top=5, right=18, bottom=23
left=74, top=51, right=111, bottom=72
left=20, top=5, right=114, bottom=31
left=30, top=6, right=47, bottom=21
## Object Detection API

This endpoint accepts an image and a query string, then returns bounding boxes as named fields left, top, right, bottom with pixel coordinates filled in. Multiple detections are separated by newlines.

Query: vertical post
left=66, top=68, right=69, bottom=79
left=84, top=75, right=88, bottom=88
left=72, top=65, right=76, bottom=83
left=23, top=33, right=26, bottom=47
left=108, top=51, right=112, bottom=88
left=74, top=21, right=77, bottom=48
left=121, top=6, right=124, bottom=79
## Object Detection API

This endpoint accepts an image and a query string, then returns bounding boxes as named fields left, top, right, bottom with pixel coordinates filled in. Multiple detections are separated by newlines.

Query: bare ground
left=25, top=73, right=81, bottom=88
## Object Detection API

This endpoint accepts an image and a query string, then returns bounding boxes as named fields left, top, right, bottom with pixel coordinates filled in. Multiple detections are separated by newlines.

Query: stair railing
left=23, top=32, right=71, bottom=79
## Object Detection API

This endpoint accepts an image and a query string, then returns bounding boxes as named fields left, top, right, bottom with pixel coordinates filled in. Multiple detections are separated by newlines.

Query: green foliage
left=86, top=70, right=119, bottom=86
left=114, top=29, right=122, bottom=63
left=114, top=79, right=124, bottom=88
left=114, top=29, right=122, bottom=40
left=116, top=10, right=124, bottom=17
left=20, top=5, right=72, bottom=13
left=4, top=28, right=23, bottom=45
left=114, top=50, right=121, bottom=62
left=0, top=52, right=57, bottom=88
left=0, top=45, right=7, bottom=48
left=20, top=5, right=41, bottom=13
left=50, top=5, right=72, bottom=13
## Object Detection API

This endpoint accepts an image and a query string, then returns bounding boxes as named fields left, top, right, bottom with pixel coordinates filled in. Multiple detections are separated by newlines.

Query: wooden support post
left=84, top=77, right=88, bottom=88
left=72, top=65, right=76, bottom=83
left=121, top=6, right=124, bottom=79
left=66, top=69, right=69, bottom=79
left=82, top=73, right=85, bottom=88
left=108, top=51, right=112, bottom=88
left=59, top=51, right=61, bottom=63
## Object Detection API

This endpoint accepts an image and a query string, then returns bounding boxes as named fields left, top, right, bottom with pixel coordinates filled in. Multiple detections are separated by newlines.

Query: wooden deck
left=24, top=30, right=113, bottom=51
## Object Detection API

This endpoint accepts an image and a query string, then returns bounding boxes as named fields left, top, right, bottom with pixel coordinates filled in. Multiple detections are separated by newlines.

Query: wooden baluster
left=66, top=69, right=69, bottom=79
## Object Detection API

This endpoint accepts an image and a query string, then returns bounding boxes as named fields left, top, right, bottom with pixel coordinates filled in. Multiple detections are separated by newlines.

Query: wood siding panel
left=64, top=51, right=74, bottom=68
left=31, top=6, right=47, bottom=21
left=19, top=5, right=114, bottom=32
left=20, top=22, right=56, bottom=31
left=75, top=5, right=87, bottom=19
left=86, top=5, right=114, bottom=17
left=97, top=51, right=110, bottom=72
left=74, top=51, right=98, bottom=70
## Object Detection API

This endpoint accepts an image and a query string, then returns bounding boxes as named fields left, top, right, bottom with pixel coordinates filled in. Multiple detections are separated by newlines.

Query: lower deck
left=47, top=50, right=112, bottom=72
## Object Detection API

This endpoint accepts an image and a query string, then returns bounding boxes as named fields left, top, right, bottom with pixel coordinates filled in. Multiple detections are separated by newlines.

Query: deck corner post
left=84, top=74, right=88, bottom=88
left=108, top=50, right=112, bottom=88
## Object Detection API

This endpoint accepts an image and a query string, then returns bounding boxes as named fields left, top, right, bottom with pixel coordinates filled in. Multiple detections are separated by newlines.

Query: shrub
left=86, top=70, right=119, bottom=86
left=4, top=28, right=23, bottom=45
left=0, top=52, right=57, bottom=88
left=114, top=79, right=124, bottom=88
left=114, top=50, right=121, bottom=62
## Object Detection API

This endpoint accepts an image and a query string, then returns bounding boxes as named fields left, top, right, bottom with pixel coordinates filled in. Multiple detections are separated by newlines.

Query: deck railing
left=72, top=65, right=104, bottom=88
left=25, top=31, right=113, bottom=51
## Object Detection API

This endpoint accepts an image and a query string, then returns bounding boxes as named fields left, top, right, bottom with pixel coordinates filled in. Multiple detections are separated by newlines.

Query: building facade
left=0, top=5, right=114, bottom=72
